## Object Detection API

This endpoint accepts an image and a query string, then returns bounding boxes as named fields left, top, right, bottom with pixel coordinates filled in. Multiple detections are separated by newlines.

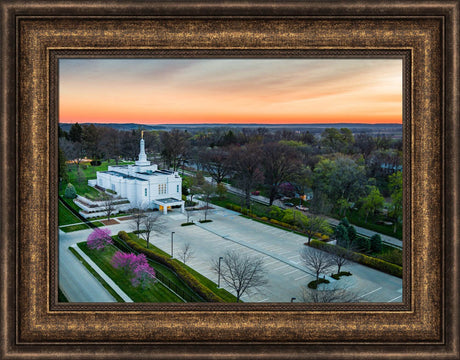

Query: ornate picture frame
left=1, top=1, right=458, bottom=359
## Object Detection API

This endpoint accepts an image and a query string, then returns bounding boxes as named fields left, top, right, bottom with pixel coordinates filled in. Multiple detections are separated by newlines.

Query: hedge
left=117, top=231, right=224, bottom=302
left=308, top=239, right=402, bottom=278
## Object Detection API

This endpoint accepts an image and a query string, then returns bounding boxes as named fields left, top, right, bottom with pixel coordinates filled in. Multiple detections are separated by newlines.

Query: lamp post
left=218, top=256, right=223, bottom=288
left=171, top=231, right=175, bottom=259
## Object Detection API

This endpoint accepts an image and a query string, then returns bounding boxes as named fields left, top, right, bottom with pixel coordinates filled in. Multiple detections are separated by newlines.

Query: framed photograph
left=1, top=1, right=458, bottom=359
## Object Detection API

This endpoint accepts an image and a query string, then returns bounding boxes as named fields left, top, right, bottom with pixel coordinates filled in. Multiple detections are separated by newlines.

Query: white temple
left=82, top=132, right=184, bottom=217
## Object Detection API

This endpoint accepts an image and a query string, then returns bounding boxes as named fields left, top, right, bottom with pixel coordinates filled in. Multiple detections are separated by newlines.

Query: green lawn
left=77, top=242, right=185, bottom=302
left=209, top=192, right=271, bottom=218
left=331, top=210, right=402, bottom=240
left=128, top=234, right=239, bottom=302
left=59, top=201, right=83, bottom=226
left=61, top=224, right=89, bottom=232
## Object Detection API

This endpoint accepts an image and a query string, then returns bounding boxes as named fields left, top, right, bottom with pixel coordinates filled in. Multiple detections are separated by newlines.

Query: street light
left=217, top=256, right=223, bottom=288
left=291, top=297, right=296, bottom=303
left=171, top=231, right=175, bottom=259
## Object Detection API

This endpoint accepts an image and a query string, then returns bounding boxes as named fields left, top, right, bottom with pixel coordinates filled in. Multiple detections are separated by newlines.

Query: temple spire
left=135, top=132, right=150, bottom=166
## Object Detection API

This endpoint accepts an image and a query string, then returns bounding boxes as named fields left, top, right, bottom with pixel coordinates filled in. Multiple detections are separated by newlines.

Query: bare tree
left=178, top=241, right=194, bottom=264
left=184, top=207, right=194, bottom=223
left=130, top=206, right=146, bottom=236
left=211, top=250, right=268, bottom=302
left=331, top=246, right=352, bottom=274
left=229, top=144, right=264, bottom=208
left=201, top=182, right=216, bottom=221
left=300, top=246, right=334, bottom=282
left=199, top=147, right=232, bottom=184
left=299, top=285, right=362, bottom=303
left=140, top=212, right=160, bottom=249
left=102, top=196, right=116, bottom=221
left=160, top=129, right=190, bottom=171
left=262, top=142, right=302, bottom=205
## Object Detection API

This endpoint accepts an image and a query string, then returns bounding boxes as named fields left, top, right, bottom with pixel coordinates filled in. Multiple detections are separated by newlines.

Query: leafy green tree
left=64, top=183, right=77, bottom=199
left=312, top=156, right=367, bottom=213
left=297, top=215, right=332, bottom=245
left=370, top=234, right=383, bottom=253
left=320, top=128, right=355, bottom=153
left=388, top=171, right=403, bottom=233
left=68, top=122, right=83, bottom=143
left=337, top=197, right=352, bottom=217
left=355, top=236, right=371, bottom=253
left=269, top=205, right=284, bottom=221
left=335, top=224, right=349, bottom=248
left=216, top=182, right=227, bottom=199
left=360, top=185, right=384, bottom=222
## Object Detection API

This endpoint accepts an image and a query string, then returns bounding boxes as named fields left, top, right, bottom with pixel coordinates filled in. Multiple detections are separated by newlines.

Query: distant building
left=81, top=133, right=184, bottom=217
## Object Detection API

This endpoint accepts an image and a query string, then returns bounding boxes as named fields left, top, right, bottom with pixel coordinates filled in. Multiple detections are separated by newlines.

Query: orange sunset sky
left=59, top=59, right=402, bottom=125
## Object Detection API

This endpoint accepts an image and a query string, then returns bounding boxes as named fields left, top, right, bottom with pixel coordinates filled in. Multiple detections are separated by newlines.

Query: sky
left=59, top=58, right=402, bottom=125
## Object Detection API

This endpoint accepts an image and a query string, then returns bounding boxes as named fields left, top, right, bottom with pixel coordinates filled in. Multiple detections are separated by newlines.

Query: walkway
left=70, top=244, right=133, bottom=302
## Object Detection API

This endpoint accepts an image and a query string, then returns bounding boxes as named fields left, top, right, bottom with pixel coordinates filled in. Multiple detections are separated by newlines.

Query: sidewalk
left=70, top=244, right=133, bottom=302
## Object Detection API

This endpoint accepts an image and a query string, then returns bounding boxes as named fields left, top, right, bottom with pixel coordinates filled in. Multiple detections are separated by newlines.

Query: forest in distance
left=58, top=122, right=403, bottom=239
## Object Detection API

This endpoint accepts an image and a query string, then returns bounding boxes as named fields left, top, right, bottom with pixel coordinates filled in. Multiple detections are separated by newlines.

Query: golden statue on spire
left=141, top=130, right=144, bottom=139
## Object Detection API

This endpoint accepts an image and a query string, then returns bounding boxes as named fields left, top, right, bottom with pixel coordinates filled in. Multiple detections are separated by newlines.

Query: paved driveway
left=59, top=207, right=402, bottom=303
left=134, top=206, right=403, bottom=303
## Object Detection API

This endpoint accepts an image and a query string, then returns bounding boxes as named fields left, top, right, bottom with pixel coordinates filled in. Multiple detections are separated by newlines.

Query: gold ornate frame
left=1, top=1, right=458, bottom=359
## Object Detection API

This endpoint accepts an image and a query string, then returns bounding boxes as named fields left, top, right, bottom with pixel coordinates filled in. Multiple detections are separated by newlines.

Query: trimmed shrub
left=370, top=234, right=383, bottom=253
left=355, top=236, right=371, bottom=253
left=260, top=217, right=268, bottom=221
left=308, top=239, right=402, bottom=278
left=117, top=231, right=224, bottom=302
left=64, top=183, right=77, bottom=199
left=199, top=219, right=212, bottom=223
left=308, top=278, right=330, bottom=289
left=181, top=222, right=195, bottom=226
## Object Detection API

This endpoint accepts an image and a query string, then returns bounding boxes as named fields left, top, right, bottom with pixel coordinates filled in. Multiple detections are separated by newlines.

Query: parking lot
left=144, top=206, right=403, bottom=303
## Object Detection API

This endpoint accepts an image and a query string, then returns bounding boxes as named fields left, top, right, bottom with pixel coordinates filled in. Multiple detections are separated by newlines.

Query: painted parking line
left=358, top=287, right=383, bottom=299
left=295, top=274, right=309, bottom=281
left=266, top=259, right=280, bottom=266
left=273, top=264, right=290, bottom=271
left=278, top=250, right=292, bottom=255
left=283, top=269, right=300, bottom=276
left=387, top=295, right=402, bottom=302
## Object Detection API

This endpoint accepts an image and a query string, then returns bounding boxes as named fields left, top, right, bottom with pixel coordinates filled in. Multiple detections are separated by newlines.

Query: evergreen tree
left=64, top=183, right=77, bottom=199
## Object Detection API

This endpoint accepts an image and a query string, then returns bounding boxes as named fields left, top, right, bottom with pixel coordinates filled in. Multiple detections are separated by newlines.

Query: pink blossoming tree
left=111, top=251, right=156, bottom=289
left=131, top=262, right=156, bottom=289
left=86, top=228, right=113, bottom=251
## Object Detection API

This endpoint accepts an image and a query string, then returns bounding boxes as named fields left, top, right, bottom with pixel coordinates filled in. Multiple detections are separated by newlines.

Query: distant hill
left=59, top=122, right=402, bottom=136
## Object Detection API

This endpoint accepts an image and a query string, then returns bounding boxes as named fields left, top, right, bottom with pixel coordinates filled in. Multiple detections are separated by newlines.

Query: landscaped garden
left=77, top=241, right=185, bottom=302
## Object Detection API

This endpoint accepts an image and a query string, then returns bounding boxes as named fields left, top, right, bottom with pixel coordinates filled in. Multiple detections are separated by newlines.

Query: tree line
left=59, top=123, right=402, bottom=233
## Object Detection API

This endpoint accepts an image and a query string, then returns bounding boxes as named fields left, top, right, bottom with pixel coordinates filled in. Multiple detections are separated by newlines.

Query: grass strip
left=59, top=201, right=83, bottom=226
left=69, top=247, right=125, bottom=302
left=77, top=243, right=184, bottom=302
left=123, top=233, right=238, bottom=302
left=61, top=224, right=90, bottom=232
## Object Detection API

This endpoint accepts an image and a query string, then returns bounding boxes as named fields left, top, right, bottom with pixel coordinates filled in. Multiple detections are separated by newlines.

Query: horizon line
left=59, top=122, right=403, bottom=126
